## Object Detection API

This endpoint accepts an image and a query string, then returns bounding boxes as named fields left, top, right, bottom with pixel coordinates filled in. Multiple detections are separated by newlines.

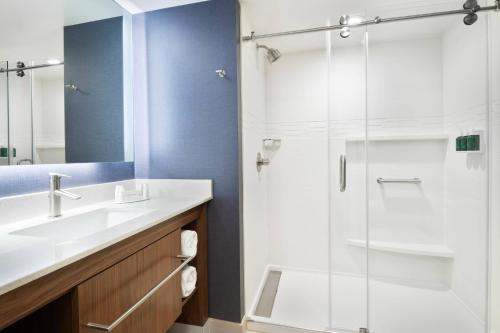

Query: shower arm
left=242, top=2, right=500, bottom=41
left=256, top=44, right=270, bottom=51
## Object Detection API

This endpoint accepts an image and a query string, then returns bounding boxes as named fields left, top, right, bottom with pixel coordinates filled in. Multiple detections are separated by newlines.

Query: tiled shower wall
left=258, top=15, right=493, bottom=322
left=241, top=3, right=270, bottom=313
left=264, top=36, right=446, bottom=275
left=442, top=18, right=490, bottom=320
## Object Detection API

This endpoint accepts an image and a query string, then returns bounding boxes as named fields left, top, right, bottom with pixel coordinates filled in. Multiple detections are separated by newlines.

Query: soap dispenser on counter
left=114, top=183, right=150, bottom=204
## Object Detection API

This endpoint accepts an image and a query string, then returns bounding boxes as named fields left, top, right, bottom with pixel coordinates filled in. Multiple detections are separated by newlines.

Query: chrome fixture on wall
left=242, top=0, right=500, bottom=41
left=215, top=69, right=227, bottom=78
left=256, top=152, right=270, bottom=172
left=377, top=178, right=422, bottom=184
left=0, top=61, right=64, bottom=74
left=339, top=15, right=351, bottom=39
left=463, top=0, right=480, bottom=25
left=16, top=62, right=26, bottom=77
left=257, top=44, right=281, bottom=63
left=65, top=84, right=79, bottom=92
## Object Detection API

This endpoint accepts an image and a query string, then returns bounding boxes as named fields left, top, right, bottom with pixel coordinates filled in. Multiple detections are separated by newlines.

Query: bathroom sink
left=10, top=208, right=154, bottom=244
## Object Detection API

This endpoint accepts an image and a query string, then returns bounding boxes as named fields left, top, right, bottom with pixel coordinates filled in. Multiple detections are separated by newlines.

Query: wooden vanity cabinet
left=77, top=230, right=182, bottom=333
left=0, top=204, right=208, bottom=333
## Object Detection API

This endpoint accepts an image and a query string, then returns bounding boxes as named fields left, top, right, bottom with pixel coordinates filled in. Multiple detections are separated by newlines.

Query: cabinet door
left=77, top=230, right=182, bottom=333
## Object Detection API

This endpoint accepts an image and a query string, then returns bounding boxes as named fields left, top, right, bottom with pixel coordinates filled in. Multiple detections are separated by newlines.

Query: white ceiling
left=0, top=0, right=208, bottom=66
left=0, top=0, right=128, bottom=64
left=241, top=0, right=466, bottom=53
left=65, top=0, right=126, bottom=26
left=0, top=0, right=64, bottom=62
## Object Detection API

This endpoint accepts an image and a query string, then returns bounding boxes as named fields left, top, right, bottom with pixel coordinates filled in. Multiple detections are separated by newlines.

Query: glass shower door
left=244, top=31, right=332, bottom=332
left=328, top=25, right=368, bottom=332
left=0, top=62, right=8, bottom=166
left=8, top=61, right=33, bottom=165
left=365, top=3, right=490, bottom=333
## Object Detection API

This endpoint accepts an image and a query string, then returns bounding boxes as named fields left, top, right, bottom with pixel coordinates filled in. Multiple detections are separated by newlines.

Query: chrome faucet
left=49, top=173, right=82, bottom=218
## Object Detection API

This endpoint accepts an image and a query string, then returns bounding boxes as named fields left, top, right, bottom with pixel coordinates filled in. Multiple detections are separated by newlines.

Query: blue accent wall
left=0, top=162, right=134, bottom=198
left=64, top=17, right=125, bottom=163
left=133, top=0, right=242, bottom=322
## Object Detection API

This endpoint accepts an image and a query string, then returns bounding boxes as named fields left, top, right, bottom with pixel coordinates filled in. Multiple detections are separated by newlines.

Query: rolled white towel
left=181, top=230, right=198, bottom=257
left=181, top=265, right=197, bottom=298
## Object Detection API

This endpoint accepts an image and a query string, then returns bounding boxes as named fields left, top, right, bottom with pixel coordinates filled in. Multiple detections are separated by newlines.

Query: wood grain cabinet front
left=77, top=230, right=183, bottom=333
left=0, top=204, right=208, bottom=333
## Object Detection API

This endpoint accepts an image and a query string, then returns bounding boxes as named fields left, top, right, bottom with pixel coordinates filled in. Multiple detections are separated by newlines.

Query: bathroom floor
left=249, top=268, right=484, bottom=333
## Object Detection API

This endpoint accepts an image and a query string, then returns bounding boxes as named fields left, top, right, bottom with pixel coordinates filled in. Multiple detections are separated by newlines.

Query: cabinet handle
left=85, top=255, right=194, bottom=331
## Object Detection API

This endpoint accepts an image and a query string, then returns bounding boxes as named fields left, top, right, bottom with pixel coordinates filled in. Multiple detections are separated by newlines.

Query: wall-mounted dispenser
left=456, top=131, right=482, bottom=153
left=263, top=139, right=281, bottom=149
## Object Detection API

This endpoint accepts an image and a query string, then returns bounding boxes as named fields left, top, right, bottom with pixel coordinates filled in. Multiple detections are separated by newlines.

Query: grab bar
left=339, top=155, right=346, bottom=192
left=377, top=178, right=422, bottom=184
left=85, top=255, right=194, bottom=331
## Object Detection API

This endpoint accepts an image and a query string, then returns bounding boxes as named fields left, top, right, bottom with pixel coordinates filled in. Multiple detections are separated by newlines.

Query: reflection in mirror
left=0, top=62, right=7, bottom=166
left=0, top=0, right=133, bottom=166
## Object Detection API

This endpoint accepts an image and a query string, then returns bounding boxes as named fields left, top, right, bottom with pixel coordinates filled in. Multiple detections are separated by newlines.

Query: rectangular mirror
left=0, top=0, right=133, bottom=166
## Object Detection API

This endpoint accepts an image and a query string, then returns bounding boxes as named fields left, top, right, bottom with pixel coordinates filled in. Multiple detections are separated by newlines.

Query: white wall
left=264, top=37, right=446, bottom=278
left=8, top=73, right=33, bottom=164
left=265, top=49, right=330, bottom=271
left=241, top=4, right=270, bottom=313
left=243, top=13, right=493, bottom=329
left=328, top=38, right=448, bottom=286
left=32, top=76, right=66, bottom=164
left=442, top=19, right=489, bottom=320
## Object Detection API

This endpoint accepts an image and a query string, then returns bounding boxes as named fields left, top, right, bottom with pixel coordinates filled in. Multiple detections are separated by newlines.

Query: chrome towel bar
left=85, top=254, right=194, bottom=331
left=377, top=178, right=422, bottom=184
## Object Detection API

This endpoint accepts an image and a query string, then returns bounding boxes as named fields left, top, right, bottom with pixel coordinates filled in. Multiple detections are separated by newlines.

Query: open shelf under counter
left=346, top=238, right=454, bottom=259
left=345, top=134, right=450, bottom=143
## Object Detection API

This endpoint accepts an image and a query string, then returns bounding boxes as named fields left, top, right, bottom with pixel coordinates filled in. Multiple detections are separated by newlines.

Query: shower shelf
left=345, top=134, right=449, bottom=143
left=346, top=238, right=454, bottom=258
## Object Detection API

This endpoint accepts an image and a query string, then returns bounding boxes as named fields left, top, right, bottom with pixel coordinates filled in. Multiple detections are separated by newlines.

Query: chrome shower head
left=257, top=44, right=281, bottom=64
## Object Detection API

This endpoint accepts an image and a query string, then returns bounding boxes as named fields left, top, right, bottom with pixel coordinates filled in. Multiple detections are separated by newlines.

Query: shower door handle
left=339, top=155, right=346, bottom=192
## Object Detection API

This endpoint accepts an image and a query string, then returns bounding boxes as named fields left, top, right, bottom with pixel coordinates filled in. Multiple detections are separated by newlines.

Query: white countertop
left=0, top=179, right=212, bottom=296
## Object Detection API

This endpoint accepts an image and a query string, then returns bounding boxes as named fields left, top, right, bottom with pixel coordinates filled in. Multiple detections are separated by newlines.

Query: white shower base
left=248, top=267, right=484, bottom=333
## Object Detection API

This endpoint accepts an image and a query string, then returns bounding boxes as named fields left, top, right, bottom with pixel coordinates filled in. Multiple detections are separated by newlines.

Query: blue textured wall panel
left=0, top=162, right=134, bottom=198
left=134, top=0, right=242, bottom=322
left=64, top=17, right=125, bottom=163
